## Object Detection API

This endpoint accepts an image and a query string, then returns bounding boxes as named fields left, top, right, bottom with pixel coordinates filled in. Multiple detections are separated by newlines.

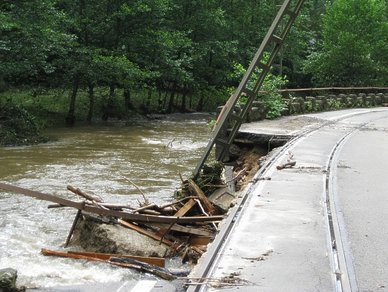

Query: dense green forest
left=1, top=0, right=387, bottom=131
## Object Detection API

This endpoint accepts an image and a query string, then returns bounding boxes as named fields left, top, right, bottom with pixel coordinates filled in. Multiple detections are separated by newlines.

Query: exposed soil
left=233, top=147, right=267, bottom=191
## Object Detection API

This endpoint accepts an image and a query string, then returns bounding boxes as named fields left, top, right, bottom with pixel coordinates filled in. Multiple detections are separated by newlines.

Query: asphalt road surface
left=188, top=108, right=388, bottom=292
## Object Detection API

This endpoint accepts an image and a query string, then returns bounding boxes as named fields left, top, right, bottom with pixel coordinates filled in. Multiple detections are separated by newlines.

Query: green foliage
left=327, top=98, right=344, bottom=110
left=0, top=101, right=47, bottom=146
left=1, top=0, right=387, bottom=127
left=0, top=0, right=75, bottom=83
left=175, top=160, right=224, bottom=199
left=230, top=61, right=288, bottom=119
left=304, top=0, right=388, bottom=86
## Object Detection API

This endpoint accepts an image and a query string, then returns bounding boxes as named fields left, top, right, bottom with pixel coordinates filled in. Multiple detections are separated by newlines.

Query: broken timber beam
left=66, top=250, right=165, bottom=267
left=187, top=180, right=216, bottom=215
left=174, top=198, right=197, bottom=217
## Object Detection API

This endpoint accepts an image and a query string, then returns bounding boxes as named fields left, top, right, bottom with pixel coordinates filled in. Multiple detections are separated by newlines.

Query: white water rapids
left=0, top=114, right=212, bottom=288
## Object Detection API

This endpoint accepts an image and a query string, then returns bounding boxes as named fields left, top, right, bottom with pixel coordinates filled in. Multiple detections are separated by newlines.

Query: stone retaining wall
left=247, top=92, right=388, bottom=122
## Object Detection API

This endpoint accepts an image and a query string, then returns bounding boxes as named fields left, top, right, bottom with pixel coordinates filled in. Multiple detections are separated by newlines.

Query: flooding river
left=0, top=114, right=213, bottom=288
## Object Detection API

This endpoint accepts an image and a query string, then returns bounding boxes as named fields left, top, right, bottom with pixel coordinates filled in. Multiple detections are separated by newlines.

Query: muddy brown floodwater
left=0, top=113, right=213, bottom=289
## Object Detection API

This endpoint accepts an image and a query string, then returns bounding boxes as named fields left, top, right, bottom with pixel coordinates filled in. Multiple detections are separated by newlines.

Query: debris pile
left=62, top=181, right=221, bottom=267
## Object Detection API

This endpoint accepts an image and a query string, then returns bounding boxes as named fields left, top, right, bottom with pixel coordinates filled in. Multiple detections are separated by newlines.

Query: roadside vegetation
left=1, top=0, right=387, bottom=145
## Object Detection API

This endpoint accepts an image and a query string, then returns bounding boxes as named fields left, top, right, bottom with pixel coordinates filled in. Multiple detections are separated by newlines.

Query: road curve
left=187, top=108, right=388, bottom=292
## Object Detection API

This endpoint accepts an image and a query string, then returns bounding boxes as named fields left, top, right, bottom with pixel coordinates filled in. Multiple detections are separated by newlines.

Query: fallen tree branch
left=159, top=196, right=197, bottom=209
left=276, top=161, right=296, bottom=170
left=121, top=176, right=149, bottom=205
left=131, top=203, right=157, bottom=213
left=67, top=185, right=103, bottom=202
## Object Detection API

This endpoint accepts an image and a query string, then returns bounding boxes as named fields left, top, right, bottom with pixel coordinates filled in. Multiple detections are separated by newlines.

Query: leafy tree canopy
left=304, top=0, right=388, bottom=86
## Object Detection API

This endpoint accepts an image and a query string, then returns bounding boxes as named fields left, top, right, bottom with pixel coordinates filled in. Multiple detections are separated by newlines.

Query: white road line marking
left=116, top=281, right=130, bottom=292
left=130, top=280, right=157, bottom=292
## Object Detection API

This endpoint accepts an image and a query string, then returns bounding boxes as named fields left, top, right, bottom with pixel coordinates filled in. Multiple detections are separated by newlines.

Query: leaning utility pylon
left=193, top=0, right=305, bottom=179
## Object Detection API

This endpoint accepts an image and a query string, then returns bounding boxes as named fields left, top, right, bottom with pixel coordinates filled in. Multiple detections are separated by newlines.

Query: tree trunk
left=109, top=83, right=115, bottom=100
left=196, top=95, right=204, bottom=112
left=87, top=82, right=94, bottom=123
left=66, top=76, right=79, bottom=126
left=162, top=90, right=168, bottom=110
left=146, top=89, right=152, bottom=108
left=124, top=87, right=132, bottom=110
left=166, top=85, right=176, bottom=114
left=180, top=92, right=187, bottom=113
left=102, top=83, right=115, bottom=121
left=157, top=90, right=163, bottom=112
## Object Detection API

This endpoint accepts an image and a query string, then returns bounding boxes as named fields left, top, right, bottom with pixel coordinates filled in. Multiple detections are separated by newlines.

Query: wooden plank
left=151, top=223, right=212, bottom=237
left=42, top=248, right=107, bottom=262
left=67, top=250, right=165, bottom=267
left=174, top=198, right=197, bottom=217
left=188, top=180, right=216, bottom=215
left=188, top=236, right=212, bottom=246
left=0, top=183, right=224, bottom=224
left=158, top=199, right=198, bottom=241
left=118, top=219, right=175, bottom=247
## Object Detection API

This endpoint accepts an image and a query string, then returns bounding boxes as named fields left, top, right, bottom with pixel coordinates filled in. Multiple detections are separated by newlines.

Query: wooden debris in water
left=0, top=177, right=225, bottom=279
left=41, top=249, right=175, bottom=280
left=67, top=185, right=103, bottom=203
